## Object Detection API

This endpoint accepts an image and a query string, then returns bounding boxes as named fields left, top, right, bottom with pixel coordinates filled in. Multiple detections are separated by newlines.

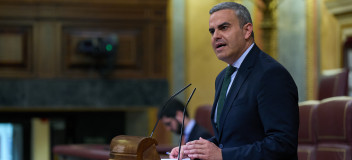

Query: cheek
left=228, top=37, right=242, bottom=48
left=227, top=35, right=236, bottom=43
left=211, top=40, right=216, bottom=49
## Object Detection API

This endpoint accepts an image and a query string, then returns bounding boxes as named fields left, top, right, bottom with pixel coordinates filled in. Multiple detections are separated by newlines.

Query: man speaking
left=169, top=2, right=299, bottom=160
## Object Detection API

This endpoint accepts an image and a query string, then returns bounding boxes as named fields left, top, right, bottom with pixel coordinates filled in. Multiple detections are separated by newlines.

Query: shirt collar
left=184, top=119, right=195, bottom=137
left=231, top=43, right=254, bottom=68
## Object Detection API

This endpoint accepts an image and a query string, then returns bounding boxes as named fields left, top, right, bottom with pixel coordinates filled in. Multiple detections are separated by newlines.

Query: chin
left=216, top=54, right=227, bottom=61
left=215, top=52, right=223, bottom=58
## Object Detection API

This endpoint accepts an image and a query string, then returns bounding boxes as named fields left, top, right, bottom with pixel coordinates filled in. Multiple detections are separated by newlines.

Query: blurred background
left=0, top=0, right=351, bottom=159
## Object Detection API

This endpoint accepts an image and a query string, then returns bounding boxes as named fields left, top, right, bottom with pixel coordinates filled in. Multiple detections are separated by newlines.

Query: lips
left=215, top=42, right=226, bottom=48
left=215, top=42, right=226, bottom=49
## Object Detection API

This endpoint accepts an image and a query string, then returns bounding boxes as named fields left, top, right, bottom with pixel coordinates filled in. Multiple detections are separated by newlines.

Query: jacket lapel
left=217, top=44, right=260, bottom=140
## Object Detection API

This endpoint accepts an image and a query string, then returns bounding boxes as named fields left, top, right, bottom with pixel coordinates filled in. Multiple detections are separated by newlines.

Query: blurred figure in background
left=158, top=99, right=212, bottom=145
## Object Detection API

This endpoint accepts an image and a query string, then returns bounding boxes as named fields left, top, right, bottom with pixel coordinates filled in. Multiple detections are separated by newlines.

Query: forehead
left=209, top=9, right=237, bottom=27
left=161, top=116, right=173, bottom=122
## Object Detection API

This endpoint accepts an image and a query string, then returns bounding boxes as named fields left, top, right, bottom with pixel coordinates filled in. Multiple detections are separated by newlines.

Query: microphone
left=177, top=88, right=196, bottom=160
left=149, top=83, right=192, bottom=137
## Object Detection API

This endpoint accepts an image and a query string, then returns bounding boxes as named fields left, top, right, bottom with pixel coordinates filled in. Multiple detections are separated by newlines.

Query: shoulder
left=243, top=47, right=297, bottom=88
left=251, top=51, right=298, bottom=97
left=251, top=49, right=293, bottom=79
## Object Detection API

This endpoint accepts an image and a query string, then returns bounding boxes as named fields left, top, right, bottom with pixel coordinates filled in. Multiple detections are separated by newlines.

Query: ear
left=243, top=23, right=253, bottom=40
left=175, top=110, right=184, bottom=122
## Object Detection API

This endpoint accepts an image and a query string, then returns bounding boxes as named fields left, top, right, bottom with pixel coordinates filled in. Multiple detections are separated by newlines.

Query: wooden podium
left=109, top=135, right=161, bottom=160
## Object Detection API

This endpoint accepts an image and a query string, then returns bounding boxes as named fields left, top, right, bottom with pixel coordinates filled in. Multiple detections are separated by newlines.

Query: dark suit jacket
left=187, top=123, right=212, bottom=142
left=209, top=44, right=299, bottom=160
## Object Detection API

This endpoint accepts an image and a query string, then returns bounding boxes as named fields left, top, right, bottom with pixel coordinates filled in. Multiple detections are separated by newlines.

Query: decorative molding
left=0, top=0, right=167, bottom=78
left=0, top=1, right=167, bottom=21
left=61, top=25, right=144, bottom=78
left=325, top=0, right=352, bottom=97
left=0, top=25, right=34, bottom=77
left=251, top=0, right=278, bottom=58
left=326, top=0, right=352, bottom=16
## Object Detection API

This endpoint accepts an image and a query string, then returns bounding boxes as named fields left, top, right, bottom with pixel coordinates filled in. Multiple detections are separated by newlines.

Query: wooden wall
left=0, top=0, right=167, bottom=78
left=0, top=1, right=170, bottom=159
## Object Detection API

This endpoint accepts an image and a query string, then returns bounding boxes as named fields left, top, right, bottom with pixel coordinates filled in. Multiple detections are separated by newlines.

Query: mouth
left=215, top=42, right=226, bottom=50
left=215, top=42, right=226, bottom=49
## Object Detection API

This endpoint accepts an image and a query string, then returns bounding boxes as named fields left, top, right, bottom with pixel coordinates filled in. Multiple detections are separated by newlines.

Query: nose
left=212, top=30, right=221, bottom=41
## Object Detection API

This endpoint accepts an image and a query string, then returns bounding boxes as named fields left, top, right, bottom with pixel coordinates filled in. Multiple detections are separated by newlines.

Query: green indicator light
left=106, top=44, right=113, bottom=52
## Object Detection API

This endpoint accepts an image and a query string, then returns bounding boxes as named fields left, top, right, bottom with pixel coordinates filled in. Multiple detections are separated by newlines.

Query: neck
left=226, top=41, right=254, bottom=65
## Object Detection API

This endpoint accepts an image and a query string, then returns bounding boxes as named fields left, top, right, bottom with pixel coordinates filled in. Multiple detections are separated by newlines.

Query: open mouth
left=216, top=43, right=226, bottom=49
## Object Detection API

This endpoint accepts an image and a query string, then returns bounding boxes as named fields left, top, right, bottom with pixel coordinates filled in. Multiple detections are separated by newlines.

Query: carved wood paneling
left=0, top=25, right=33, bottom=77
left=0, top=1, right=167, bottom=21
left=61, top=24, right=145, bottom=78
left=0, top=0, right=167, bottom=78
left=152, top=24, right=167, bottom=77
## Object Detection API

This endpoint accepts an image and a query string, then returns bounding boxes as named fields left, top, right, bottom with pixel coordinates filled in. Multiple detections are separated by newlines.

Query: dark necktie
left=216, top=66, right=237, bottom=128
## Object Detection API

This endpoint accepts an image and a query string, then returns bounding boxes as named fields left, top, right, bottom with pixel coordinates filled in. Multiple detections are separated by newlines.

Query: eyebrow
left=218, top=22, right=231, bottom=28
left=209, top=22, right=231, bottom=32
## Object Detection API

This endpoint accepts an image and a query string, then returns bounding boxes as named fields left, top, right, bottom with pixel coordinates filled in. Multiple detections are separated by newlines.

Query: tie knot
left=225, top=66, right=237, bottom=78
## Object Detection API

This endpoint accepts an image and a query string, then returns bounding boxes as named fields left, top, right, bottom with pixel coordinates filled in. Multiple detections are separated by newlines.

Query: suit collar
left=217, top=44, right=261, bottom=139
left=211, top=44, right=261, bottom=140
left=232, top=43, right=255, bottom=69
left=184, top=119, right=195, bottom=142
left=185, top=119, right=195, bottom=136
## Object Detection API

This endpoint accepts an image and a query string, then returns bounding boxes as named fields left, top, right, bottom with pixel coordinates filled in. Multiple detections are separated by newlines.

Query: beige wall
left=320, top=0, right=341, bottom=70
left=184, top=0, right=227, bottom=117
left=182, top=0, right=258, bottom=117
left=181, top=0, right=346, bottom=115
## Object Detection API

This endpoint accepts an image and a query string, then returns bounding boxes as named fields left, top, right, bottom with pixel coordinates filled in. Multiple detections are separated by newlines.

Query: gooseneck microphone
left=177, top=88, right=196, bottom=160
left=149, top=83, right=192, bottom=137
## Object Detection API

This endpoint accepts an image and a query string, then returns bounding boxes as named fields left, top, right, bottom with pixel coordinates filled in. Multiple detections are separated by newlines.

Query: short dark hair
left=209, top=2, right=254, bottom=39
left=158, top=99, right=189, bottom=118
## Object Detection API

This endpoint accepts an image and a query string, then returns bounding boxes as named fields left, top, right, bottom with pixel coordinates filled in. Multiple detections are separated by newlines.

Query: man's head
left=208, top=2, right=254, bottom=65
left=158, top=99, right=189, bottom=134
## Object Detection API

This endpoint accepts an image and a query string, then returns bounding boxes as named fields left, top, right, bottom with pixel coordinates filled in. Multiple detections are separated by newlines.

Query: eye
left=209, top=28, right=215, bottom=35
left=164, top=122, right=171, bottom=126
left=220, top=25, right=229, bottom=31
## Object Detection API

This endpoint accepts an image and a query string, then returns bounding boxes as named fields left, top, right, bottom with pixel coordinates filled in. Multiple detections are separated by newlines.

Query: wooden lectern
left=109, top=135, right=161, bottom=160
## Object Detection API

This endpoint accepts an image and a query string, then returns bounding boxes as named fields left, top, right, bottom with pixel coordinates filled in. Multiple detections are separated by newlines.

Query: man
left=169, top=2, right=299, bottom=160
left=159, top=99, right=212, bottom=144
